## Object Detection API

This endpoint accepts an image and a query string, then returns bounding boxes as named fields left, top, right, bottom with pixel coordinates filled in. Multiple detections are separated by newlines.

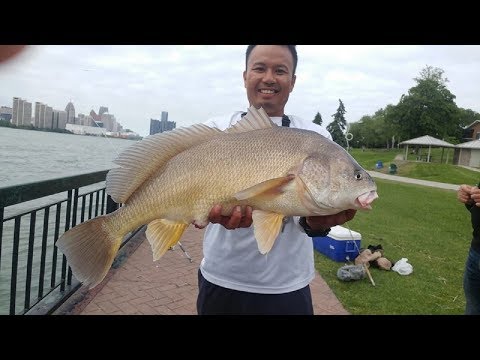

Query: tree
left=457, top=107, right=480, bottom=128
left=456, top=107, right=480, bottom=141
left=326, top=99, right=347, bottom=148
left=313, top=112, right=323, bottom=126
left=346, top=65, right=480, bottom=146
left=385, top=65, right=460, bottom=140
left=350, top=109, right=394, bottom=149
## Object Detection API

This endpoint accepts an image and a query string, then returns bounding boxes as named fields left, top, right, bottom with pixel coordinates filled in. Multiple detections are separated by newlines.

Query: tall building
left=34, top=102, right=48, bottom=128
left=89, top=109, right=99, bottom=122
left=34, top=102, right=41, bottom=127
left=78, top=113, right=94, bottom=127
left=12, top=97, right=20, bottom=125
left=100, top=113, right=116, bottom=132
left=161, top=111, right=168, bottom=122
left=89, top=106, right=125, bottom=132
left=65, top=101, right=75, bottom=124
left=99, top=106, right=108, bottom=116
left=52, top=110, right=67, bottom=129
left=44, top=106, right=53, bottom=129
left=150, top=111, right=176, bottom=135
left=23, top=102, right=32, bottom=126
left=34, top=102, right=54, bottom=129
left=12, top=97, right=32, bottom=126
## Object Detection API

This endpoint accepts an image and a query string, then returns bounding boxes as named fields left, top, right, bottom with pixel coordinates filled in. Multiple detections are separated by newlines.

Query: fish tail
left=56, top=215, right=124, bottom=289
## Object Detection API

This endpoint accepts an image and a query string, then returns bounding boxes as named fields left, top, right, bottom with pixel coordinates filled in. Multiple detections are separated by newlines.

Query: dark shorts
left=464, top=246, right=480, bottom=315
left=197, top=269, right=313, bottom=315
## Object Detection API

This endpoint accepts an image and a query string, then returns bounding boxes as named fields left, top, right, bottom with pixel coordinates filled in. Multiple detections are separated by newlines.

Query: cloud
left=1, top=45, right=480, bottom=136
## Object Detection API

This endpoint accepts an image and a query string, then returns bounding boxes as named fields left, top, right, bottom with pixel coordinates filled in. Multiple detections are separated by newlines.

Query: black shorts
left=196, top=269, right=313, bottom=315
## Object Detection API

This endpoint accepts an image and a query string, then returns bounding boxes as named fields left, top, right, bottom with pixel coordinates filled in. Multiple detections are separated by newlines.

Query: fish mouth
left=297, top=174, right=378, bottom=214
left=355, top=190, right=379, bottom=210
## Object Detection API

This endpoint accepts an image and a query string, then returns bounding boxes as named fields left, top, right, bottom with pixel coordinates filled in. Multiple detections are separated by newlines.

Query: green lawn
left=349, top=148, right=479, bottom=185
left=313, top=149, right=479, bottom=314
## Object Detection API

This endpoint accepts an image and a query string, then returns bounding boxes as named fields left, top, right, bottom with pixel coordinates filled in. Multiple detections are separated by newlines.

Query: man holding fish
left=196, top=45, right=375, bottom=315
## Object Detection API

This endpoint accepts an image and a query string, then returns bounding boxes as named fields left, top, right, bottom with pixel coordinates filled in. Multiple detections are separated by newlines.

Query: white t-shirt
left=200, top=111, right=332, bottom=294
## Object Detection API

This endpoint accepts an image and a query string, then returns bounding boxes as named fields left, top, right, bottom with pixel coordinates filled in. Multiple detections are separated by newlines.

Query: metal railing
left=0, top=170, right=137, bottom=315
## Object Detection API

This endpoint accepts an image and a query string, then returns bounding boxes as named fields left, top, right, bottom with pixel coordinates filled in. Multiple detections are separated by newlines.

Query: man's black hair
left=245, top=45, right=298, bottom=76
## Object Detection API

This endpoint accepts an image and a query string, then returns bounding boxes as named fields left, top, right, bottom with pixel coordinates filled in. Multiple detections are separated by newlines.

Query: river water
left=0, top=127, right=137, bottom=314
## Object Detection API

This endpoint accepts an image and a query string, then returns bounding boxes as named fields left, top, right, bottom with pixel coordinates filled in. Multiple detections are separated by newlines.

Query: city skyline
left=1, top=96, right=133, bottom=135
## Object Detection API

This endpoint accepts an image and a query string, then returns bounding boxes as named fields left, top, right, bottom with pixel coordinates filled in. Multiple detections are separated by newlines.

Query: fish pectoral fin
left=252, top=210, right=284, bottom=254
left=146, top=219, right=188, bottom=261
left=233, top=175, right=295, bottom=201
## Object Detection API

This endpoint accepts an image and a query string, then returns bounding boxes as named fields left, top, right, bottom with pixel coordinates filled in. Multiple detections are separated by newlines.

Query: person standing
left=457, top=184, right=480, bottom=314
left=196, top=45, right=357, bottom=315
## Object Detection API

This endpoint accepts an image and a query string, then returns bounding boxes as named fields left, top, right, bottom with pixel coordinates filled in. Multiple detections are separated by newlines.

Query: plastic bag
left=392, top=258, right=413, bottom=275
left=337, top=264, right=366, bottom=281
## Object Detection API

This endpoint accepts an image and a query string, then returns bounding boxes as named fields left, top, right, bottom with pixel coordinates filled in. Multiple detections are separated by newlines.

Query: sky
left=1, top=45, right=480, bottom=137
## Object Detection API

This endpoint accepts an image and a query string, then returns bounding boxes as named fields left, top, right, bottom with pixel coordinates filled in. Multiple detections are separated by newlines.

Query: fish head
left=297, top=149, right=378, bottom=215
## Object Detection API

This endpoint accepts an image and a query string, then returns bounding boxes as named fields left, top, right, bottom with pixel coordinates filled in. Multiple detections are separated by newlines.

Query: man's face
left=243, top=45, right=296, bottom=117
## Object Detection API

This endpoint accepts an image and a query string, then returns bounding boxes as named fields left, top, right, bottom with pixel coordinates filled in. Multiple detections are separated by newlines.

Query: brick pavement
left=54, top=226, right=349, bottom=315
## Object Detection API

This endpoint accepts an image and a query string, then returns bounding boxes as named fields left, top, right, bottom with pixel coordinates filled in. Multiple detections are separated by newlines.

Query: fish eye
left=354, top=172, right=363, bottom=180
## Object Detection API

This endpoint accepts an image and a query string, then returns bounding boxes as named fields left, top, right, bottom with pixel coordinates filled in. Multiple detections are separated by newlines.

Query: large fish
left=56, top=106, right=378, bottom=288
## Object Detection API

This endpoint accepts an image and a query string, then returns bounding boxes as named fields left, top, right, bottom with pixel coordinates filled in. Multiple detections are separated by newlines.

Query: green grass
left=312, top=148, right=480, bottom=314
left=349, top=148, right=479, bottom=185
left=349, top=148, right=400, bottom=170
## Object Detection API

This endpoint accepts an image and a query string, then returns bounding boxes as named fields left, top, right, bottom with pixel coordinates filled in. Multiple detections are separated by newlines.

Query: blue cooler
left=313, top=225, right=361, bottom=262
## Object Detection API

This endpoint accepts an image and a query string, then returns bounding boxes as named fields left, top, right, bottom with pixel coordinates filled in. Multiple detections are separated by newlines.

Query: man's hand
left=195, top=204, right=253, bottom=230
left=458, top=184, right=480, bottom=206
left=195, top=206, right=356, bottom=231
left=305, top=209, right=357, bottom=230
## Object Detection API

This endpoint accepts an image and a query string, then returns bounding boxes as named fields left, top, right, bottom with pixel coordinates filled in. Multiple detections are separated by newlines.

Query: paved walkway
left=369, top=171, right=460, bottom=191
left=54, top=226, right=349, bottom=315
left=53, top=170, right=461, bottom=316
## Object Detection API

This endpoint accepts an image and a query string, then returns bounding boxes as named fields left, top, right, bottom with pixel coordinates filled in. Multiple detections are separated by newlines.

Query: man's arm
left=196, top=205, right=356, bottom=233
left=299, top=210, right=357, bottom=237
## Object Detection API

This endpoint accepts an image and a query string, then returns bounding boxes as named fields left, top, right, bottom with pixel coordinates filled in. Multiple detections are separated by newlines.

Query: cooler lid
left=328, top=225, right=362, bottom=240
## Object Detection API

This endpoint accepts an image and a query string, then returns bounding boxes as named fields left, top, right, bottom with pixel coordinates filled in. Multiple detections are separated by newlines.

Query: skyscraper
left=150, top=111, right=176, bottom=135
left=99, top=106, right=108, bottom=116
left=161, top=111, right=168, bottom=122
left=12, top=97, right=32, bottom=126
left=65, top=102, right=75, bottom=124
left=44, top=106, right=53, bottom=129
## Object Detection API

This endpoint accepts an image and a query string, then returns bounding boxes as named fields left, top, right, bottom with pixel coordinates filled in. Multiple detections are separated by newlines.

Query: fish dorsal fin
left=146, top=219, right=189, bottom=261
left=107, top=124, right=223, bottom=203
left=252, top=210, right=284, bottom=254
left=233, top=175, right=295, bottom=201
left=225, top=105, right=276, bottom=134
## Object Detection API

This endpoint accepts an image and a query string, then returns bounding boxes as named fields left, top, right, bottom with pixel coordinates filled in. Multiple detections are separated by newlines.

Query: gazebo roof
left=455, top=139, right=480, bottom=149
left=399, top=135, right=455, bottom=147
